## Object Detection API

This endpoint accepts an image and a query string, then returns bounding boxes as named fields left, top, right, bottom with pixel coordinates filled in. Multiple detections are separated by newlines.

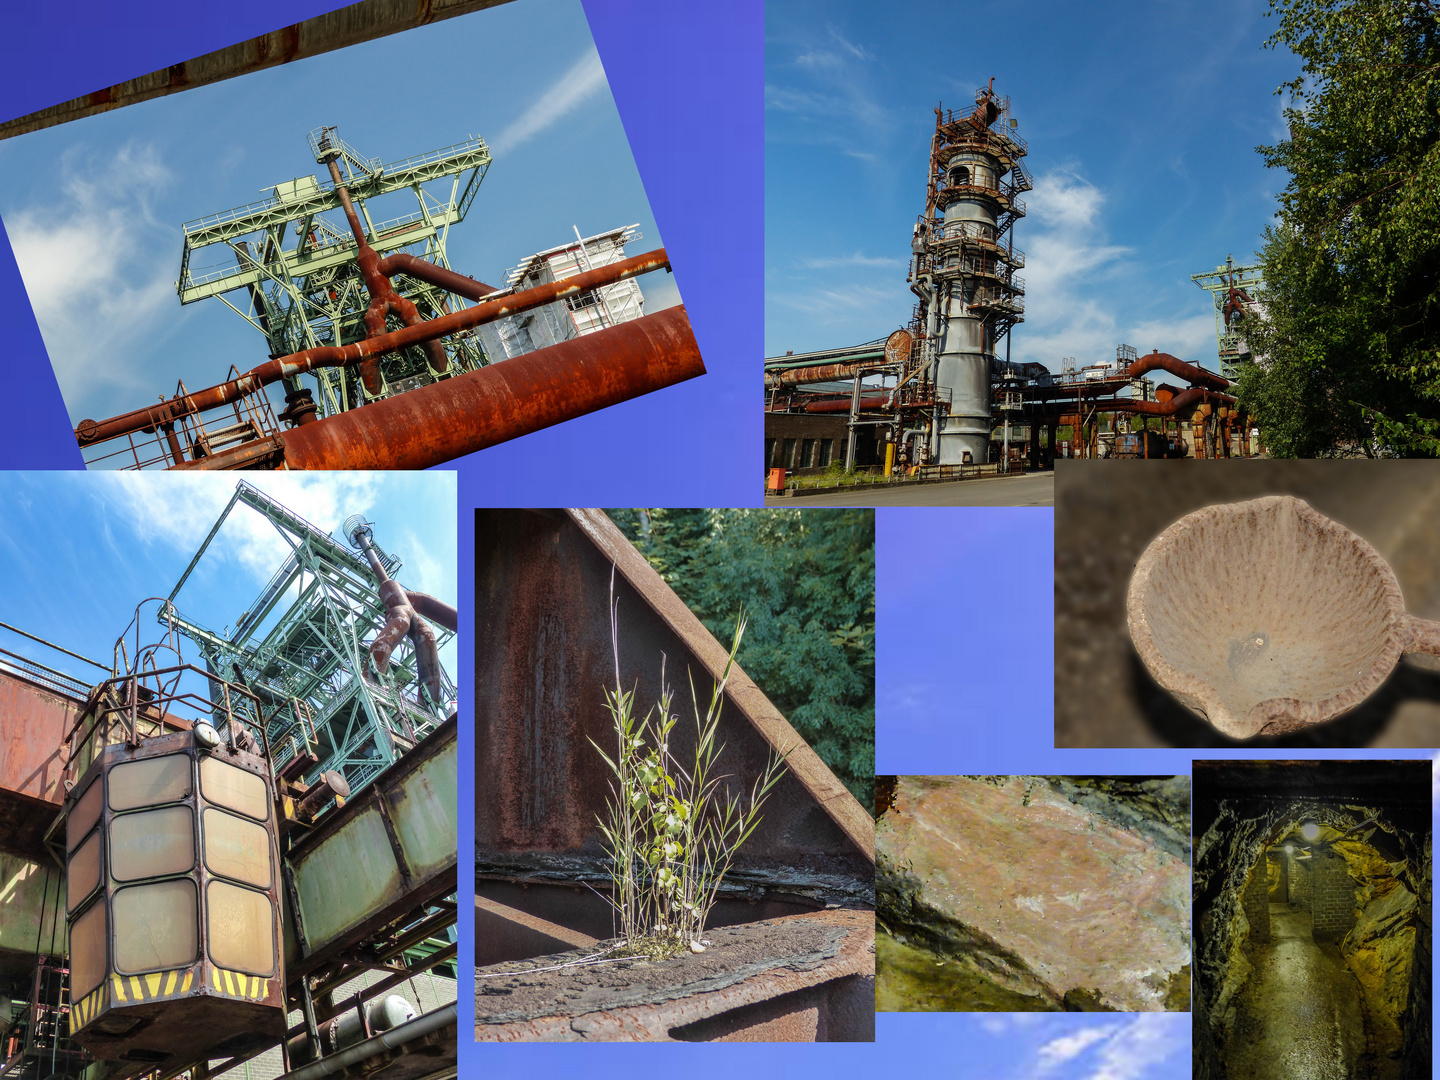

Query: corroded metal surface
left=278, top=306, right=704, bottom=470
left=475, top=909, right=874, bottom=1042
left=0, top=0, right=513, bottom=141
left=475, top=509, right=873, bottom=904
left=74, top=250, right=674, bottom=448
left=287, top=715, right=457, bottom=978
left=0, top=669, right=82, bottom=859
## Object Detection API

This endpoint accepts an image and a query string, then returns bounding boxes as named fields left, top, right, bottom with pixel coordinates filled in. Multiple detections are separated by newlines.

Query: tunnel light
left=1301, top=822, right=1320, bottom=841
left=1284, top=843, right=1293, bottom=854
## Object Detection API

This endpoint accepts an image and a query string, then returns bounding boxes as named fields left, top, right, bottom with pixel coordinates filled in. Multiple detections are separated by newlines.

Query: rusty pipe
left=77, top=249, right=672, bottom=447
left=799, top=396, right=889, bottom=413
left=1114, top=387, right=1237, bottom=416
left=407, top=610, right=443, bottom=706
left=325, top=159, right=450, bottom=388
left=404, top=591, right=457, bottom=634
left=355, top=522, right=444, bottom=703
left=376, top=252, right=497, bottom=301
left=275, top=303, right=702, bottom=469
left=370, top=579, right=414, bottom=676
left=765, top=362, right=875, bottom=389
left=1124, top=351, right=1230, bottom=392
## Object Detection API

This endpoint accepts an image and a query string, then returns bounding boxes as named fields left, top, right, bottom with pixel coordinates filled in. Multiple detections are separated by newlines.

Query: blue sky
left=880, top=1014, right=1188, bottom=1079
left=0, top=472, right=457, bottom=697
left=0, top=0, right=677, bottom=430
left=765, top=0, right=1299, bottom=370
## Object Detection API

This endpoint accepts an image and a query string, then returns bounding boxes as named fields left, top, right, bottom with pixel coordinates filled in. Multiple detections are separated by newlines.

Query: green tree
left=1241, top=0, right=1440, bottom=455
left=605, top=509, right=875, bottom=808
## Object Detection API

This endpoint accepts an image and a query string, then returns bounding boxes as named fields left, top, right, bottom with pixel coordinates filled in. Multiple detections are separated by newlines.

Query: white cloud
left=1037, top=1025, right=1118, bottom=1069
left=489, top=47, right=609, bottom=156
left=799, top=251, right=904, bottom=271
left=7, top=143, right=179, bottom=402
left=1086, top=1014, right=1186, bottom=1080
left=1014, top=167, right=1218, bottom=371
left=94, top=473, right=382, bottom=591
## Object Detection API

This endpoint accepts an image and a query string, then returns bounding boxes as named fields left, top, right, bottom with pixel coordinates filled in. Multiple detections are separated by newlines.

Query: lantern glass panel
left=111, top=805, right=195, bottom=882
left=109, top=754, right=191, bottom=811
left=206, top=880, right=275, bottom=976
left=69, top=900, right=107, bottom=1000
left=202, top=808, right=272, bottom=889
left=68, top=779, right=102, bottom=850
left=113, top=879, right=198, bottom=973
left=67, top=829, right=102, bottom=913
left=200, top=757, right=269, bottom=821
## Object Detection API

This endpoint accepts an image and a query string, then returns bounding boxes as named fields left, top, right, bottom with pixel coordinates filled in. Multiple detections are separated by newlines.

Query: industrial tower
left=1191, top=255, right=1265, bottom=381
left=910, top=82, right=1031, bottom=465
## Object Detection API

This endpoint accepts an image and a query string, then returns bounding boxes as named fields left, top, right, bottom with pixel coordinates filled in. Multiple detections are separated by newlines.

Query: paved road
left=765, top=471, right=1054, bottom=507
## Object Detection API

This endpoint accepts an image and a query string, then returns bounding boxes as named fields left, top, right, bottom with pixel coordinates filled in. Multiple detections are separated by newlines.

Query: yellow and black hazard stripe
left=210, top=966, right=270, bottom=1001
left=70, top=985, right=107, bottom=1030
left=109, top=968, right=195, bottom=1005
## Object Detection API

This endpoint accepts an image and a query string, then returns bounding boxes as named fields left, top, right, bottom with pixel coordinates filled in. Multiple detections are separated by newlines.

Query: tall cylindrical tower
left=911, top=82, right=1030, bottom=465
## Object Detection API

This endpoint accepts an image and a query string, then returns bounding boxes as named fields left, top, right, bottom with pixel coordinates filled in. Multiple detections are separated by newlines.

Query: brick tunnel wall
left=1243, top=857, right=1270, bottom=944
left=1311, top=850, right=1355, bottom=942
left=1269, top=851, right=1287, bottom=902
left=1289, top=851, right=1310, bottom=910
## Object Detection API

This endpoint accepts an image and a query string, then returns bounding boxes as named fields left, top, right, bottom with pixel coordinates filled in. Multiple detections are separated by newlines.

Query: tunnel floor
left=1224, top=905, right=1369, bottom=1080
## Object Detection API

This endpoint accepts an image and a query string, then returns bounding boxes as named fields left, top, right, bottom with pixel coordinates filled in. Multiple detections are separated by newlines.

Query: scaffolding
left=159, top=482, right=454, bottom=795
left=1191, top=255, right=1265, bottom=381
left=176, top=128, right=493, bottom=420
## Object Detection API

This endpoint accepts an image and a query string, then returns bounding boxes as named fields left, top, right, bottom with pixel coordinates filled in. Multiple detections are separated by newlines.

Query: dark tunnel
left=1193, top=760, right=1431, bottom=1080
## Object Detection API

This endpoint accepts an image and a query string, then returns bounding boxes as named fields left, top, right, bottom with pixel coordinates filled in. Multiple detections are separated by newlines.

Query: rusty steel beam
left=74, top=249, right=673, bottom=449
left=476, top=509, right=873, bottom=905
left=0, top=0, right=514, bottom=142
left=273, top=305, right=704, bottom=470
left=475, top=909, right=874, bottom=1042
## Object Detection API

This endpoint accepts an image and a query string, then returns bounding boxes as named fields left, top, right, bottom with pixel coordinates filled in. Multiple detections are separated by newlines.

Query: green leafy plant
left=589, top=570, right=789, bottom=956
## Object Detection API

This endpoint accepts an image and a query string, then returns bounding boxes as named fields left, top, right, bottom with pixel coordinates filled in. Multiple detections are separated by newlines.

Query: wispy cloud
left=7, top=142, right=179, bottom=402
left=1087, top=1014, right=1187, bottom=1080
left=489, top=47, right=609, bottom=157
left=799, top=251, right=904, bottom=270
left=1016, top=166, right=1216, bottom=370
left=1037, top=1026, right=1120, bottom=1070
left=93, top=474, right=382, bottom=592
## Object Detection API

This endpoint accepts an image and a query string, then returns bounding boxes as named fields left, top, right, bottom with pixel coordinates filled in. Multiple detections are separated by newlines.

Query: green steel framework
left=158, top=481, right=454, bottom=795
left=1191, top=255, right=1265, bottom=382
left=177, top=127, right=493, bottom=418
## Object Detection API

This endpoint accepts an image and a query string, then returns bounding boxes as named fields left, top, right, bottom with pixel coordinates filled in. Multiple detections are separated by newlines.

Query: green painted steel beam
left=180, top=140, right=489, bottom=249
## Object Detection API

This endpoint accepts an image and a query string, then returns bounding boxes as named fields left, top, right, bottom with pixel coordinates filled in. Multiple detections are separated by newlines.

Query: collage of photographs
left=0, top=1, right=1433, bottom=1079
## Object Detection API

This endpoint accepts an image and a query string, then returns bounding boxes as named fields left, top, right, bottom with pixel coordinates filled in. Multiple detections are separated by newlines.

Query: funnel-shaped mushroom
left=1127, top=495, right=1440, bottom=739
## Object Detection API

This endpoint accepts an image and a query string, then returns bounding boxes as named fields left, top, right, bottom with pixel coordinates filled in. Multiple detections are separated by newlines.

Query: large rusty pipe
left=77, top=249, right=672, bottom=447
left=799, top=396, right=889, bottom=414
left=376, top=252, right=497, bottom=301
left=765, top=362, right=873, bottom=389
left=1114, top=387, right=1236, bottom=416
left=353, top=527, right=444, bottom=704
left=404, top=591, right=458, bottom=634
left=326, top=158, right=449, bottom=388
left=1124, top=351, right=1230, bottom=392
left=276, top=304, right=703, bottom=470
